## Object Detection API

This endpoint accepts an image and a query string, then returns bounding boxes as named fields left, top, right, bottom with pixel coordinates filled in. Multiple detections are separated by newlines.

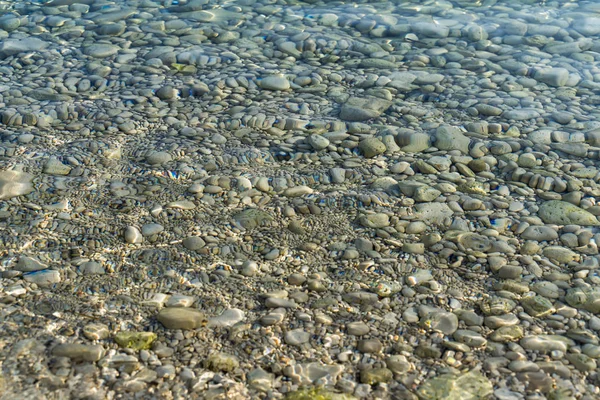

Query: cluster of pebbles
left=2, top=0, right=600, bottom=398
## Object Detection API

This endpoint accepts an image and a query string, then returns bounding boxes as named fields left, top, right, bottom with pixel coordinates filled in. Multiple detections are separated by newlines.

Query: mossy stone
left=285, top=388, right=356, bottom=400
left=538, top=200, right=599, bottom=226
left=114, top=331, right=157, bottom=350
left=417, top=370, right=493, bottom=400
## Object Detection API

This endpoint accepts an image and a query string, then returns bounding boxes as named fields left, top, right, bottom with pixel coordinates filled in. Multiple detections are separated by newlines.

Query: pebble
left=538, top=201, right=599, bottom=226
left=417, top=371, right=492, bottom=400
left=521, top=226, right=558, bottom=241
left=157, top=308, right=206, bottom=330
left=23, top=270, right=60, bottom=286
left=124, top=226, right=143, bottom=244
left=340, top=97, right=392, bottom=122
left=520, top=335, right=574, bottom=353
left=182, top=236, right=206, bottom=251
left=359, top=213, right=390, bottom=229
left=84, top=44, right=120, bottom=58
left=207, top=309, right=245, bottom=328
left=83, top=323, right=110, bottom=341
left=205, top=352, right=239, bottom=372
left=114, top=331, right=157, bottom=350
left=52, top=344, right=104, bottom=362
left=284, top=329, right=310, bottom=346
left=15, top=256, right=46, bottom=272
left=359, top=137, right=386, bottom=158
left=141, top=223, right=164, bottom=236
left=0, top=170, right=34, bottom=200
left=259, top=75, right=290, bottom=91
left=0, top=37, right=48, bottom=57
left=146, top=151, right=173, bottom=165
left=346, top=322, right=370, bottom=336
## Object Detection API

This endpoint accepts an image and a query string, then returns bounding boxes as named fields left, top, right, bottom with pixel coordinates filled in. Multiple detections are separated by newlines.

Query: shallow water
left=1, top=0, right=600, bottom=399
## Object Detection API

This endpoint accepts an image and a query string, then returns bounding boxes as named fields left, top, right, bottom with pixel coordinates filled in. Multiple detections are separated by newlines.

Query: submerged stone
left=538, top=201, right=599, bottom=226
left=417, top=370, right=493, bottom=400
left=340, top=96, right=392, bottom=122
left=0, top=170, right=34, bottom=200
left=285, top=388, right=355, bottom=400
left=157, top=308, right=206, bottom=330
left=114, top=331, right=157, bottom=350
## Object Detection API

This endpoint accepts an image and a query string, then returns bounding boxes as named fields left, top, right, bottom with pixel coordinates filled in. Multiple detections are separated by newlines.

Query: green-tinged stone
left=538, top=200, right=599, bottom=226
left=457, top=181, right=487, bottom=195
left=204, top=352, right=240, bottom=372
left=565, top=287, right=600, bottom=313
left=28, top=91, right=73, bottom=101
left=489, top=325, right=524, bottom=343
left=414, top=160, right=438, bottom=175
left=171, top=63, right=197, bottom=74
left=417, top=370, right=493, bottom=400
left=547, top=388, right=576, bottom=400
left=479, top=297, right=517, bottom=316
left=360, top=368, right=393, bottom=385
left=359, top=137, right=386, bottom=158
left=285, top=388, right=356, bottom=400
left=233, top=208, right=273, bottom=230
left=370, top=281, right=402, bottom=297
left=565, top=353, right=597, bottom=372
left=114, top=331, right=157, bottom=350
left=542, top=246, right=577, bottom=264
left=521, top=295, right=555, bottom=318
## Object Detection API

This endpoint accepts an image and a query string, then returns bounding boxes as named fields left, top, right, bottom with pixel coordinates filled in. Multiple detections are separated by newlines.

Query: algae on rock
left=114, top=331, right=157, bottom=350
left=417, top=370, right=493, bottom=400
left=285, top=387, right=356, bottom=400
left=538, top=200, right=599, bottom=226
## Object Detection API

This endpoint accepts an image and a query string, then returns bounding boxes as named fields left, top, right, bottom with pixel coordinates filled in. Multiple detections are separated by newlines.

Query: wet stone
left=480, top=297, right=517, bottom=316
left=146, top=151, right=173, bottom=165
left=520, top=335, right=574, bottom=353
left=2, top=1, right=600, bottom=398
left=207, top=308, right=245, bottom=328
left=346, top=322, right=370, bottom=336
left=521, top=226, right=558, bottom=241
left=358, top=137, right=386, bottom=158
left=84, top=44, right=120, bottom=58
left=360, top=368, right=392, bottom=385
left=417, top=371, right=493, bottom=400
left=52, top=344, right=104, bottom=362
left=284, top=329, right=310, bottom=346
left=538, top=201, right=599, bottom=226
left=259, top=75, right=290, bottom=91
left=340, top=97, right=392, bottom=122
left=359, top=213, right=389, bottom=228
left=182, top=236, right=206, bottom=251
left=420, top=311, right=459, bottom=335
left=15, top=256, right=46, bottom=272
left=205, top=352, right=239, bottom=372
left=357, top=339, right=382, bottom=354
left=114, top=332, right=157, bottom=351
left=565, top=287, right=600, bottom=313
left=489, top=326, right=524, bottom=343
left=0, top=170, right=34, bottom=200
left=521, top=295, right=555, bottom=318
left=83, top=323, right=110, bottom=341
left=453, top=330, right=487, bottom=348
left=23, top=270, right=60, bottom=287
left=157, top=308, right=206, bottom=330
